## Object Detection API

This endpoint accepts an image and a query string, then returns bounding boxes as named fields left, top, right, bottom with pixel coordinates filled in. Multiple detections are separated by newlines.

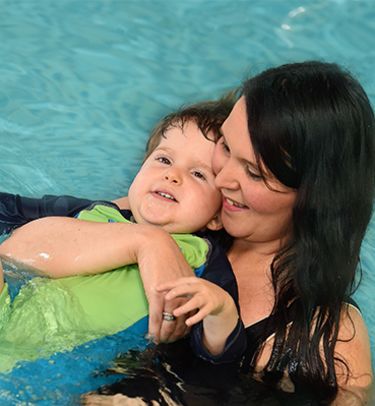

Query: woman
left=208, top=61, right=374, bottom=403
left=1, top=61, right=374, bottom=404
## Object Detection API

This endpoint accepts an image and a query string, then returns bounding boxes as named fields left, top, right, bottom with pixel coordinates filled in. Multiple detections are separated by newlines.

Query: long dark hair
left=242, top=61, right=375, bottom=401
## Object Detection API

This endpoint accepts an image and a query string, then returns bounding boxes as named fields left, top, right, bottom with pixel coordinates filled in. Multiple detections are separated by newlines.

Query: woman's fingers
left=146, top=291, right=164, bottom=342
left=136, top=231, right=195, bottom=343
left=148, top=292, right=190, bottom=343
left=159, top=315, right=190, bottom=343
left=158, top=296, right=188, bottom=342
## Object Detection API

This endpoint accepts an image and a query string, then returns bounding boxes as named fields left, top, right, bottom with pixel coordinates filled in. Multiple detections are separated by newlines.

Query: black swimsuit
left=241, top=296, right=360, bottom=375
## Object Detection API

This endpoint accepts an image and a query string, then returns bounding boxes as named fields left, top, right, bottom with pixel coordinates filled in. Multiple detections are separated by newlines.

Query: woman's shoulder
left=334, top=301, right=372, bottom=392
left=344, top=296, right=360, bottom=311
left=337, top=301, right=368, bottom=347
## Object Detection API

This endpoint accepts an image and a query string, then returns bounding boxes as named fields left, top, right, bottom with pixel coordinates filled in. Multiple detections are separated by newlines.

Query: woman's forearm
left=0, top=216, right=159, bottom=278
left=0, top=215, right=195, bottom=342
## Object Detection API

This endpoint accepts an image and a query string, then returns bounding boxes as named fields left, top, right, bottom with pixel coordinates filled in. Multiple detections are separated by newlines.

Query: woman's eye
left=221, top=139, right=230, bottom=153
left=192, top=171, right=206, bottom=181
left=156, top=157, right=171, bottom=165
left=246, top=167, right=262, bottom=181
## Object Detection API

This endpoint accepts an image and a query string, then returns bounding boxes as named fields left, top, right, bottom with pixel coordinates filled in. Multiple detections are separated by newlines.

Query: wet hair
left=242, top=61, right=375, bottom=401
left=143, top=91, right=237, bottom=160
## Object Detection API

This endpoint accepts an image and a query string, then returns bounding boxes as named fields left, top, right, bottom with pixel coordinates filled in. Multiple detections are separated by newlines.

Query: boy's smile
left=151, top=190, right=178, bottom=202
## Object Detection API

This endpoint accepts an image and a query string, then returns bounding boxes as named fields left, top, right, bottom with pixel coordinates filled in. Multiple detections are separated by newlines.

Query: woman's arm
left=0, top=216, right=193, bottom=342
left=0, top=217, right=149, bottom=277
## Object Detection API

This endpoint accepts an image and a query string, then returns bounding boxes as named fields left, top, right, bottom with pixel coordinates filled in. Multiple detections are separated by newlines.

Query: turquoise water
left=0, top=0, right=374, bottom=403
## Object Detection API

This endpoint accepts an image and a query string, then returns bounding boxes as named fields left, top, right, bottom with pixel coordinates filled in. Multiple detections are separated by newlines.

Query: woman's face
left=212, top=97, right=297, bottom=247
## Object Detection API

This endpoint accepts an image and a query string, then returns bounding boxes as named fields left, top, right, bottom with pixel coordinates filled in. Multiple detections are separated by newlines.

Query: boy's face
left=128, top=120, right=222, bottom=233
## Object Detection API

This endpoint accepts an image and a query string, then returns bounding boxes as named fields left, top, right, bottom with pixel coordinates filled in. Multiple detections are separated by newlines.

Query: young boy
left=0, top=96, right=245, bottom=373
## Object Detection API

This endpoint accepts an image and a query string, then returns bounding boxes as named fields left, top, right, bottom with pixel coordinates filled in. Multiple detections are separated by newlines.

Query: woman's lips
left=222, top=196, right=248, bottom=212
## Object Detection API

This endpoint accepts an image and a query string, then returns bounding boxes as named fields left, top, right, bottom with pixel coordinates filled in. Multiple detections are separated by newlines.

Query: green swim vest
left=0, top=204, right=209, bottom=372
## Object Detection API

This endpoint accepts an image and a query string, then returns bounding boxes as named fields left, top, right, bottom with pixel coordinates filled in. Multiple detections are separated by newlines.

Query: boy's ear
left=206, top=213, right=223, bottom=231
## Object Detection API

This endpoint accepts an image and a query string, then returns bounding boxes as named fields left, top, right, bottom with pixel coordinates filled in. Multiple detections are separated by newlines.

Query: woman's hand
left=157, top=277, right=239, bottom=355
left=134, top=227, right=195, bottom=343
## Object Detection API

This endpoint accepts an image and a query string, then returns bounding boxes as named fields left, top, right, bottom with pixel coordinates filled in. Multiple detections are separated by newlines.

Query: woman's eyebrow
left=218, top=131, right=260, bottom=172
left=244, top=159, right=259, bottom=171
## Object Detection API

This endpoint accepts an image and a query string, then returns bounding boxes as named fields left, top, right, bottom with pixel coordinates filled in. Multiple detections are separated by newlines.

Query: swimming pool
left=0, top=0, right=374, bottom=404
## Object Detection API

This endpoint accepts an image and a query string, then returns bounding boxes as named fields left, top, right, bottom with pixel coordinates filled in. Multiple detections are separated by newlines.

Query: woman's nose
left=214, top=159, right=238, bottom=190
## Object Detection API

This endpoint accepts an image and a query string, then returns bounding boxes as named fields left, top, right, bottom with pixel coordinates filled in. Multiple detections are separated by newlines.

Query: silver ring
left=162, top=311, right=176, bottom=322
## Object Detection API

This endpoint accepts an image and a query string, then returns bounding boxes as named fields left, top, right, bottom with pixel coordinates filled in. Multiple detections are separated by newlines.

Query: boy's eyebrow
left=194, top=160, right=214, bottom=174
left=155, top=146, right=214, bottom=174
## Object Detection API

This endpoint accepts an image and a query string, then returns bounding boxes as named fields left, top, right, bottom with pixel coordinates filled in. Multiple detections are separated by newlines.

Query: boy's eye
left=192, top=171, right=206, bottom=181
left=156, top=157, right=171, bottom=165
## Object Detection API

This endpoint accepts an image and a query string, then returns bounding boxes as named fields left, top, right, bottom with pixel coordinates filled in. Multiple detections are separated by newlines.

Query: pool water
left=0, top=0, right=374, bottom=404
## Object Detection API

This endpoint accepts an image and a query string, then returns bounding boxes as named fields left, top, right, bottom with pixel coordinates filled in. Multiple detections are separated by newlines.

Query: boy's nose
left=164, top=170, right=182, bottom=184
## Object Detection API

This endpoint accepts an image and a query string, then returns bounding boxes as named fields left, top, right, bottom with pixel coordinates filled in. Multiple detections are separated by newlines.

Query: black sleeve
left=190, top=237, right=247, bottom=364
left=0, top=192, right=96, bottom=235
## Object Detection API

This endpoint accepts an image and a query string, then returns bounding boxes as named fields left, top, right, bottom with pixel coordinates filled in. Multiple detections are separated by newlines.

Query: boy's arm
left=0, top=192, right=95, bottom=235
left=191, top=313, right=246, bottom=364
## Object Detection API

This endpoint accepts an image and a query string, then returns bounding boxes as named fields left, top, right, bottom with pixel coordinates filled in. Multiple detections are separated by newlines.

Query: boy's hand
left=157, top=277, right=235, bottom=326
left=157, top=277, right=239, bottom=355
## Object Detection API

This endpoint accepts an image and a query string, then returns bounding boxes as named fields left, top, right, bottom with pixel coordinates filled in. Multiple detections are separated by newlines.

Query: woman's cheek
left=212, top=144, right=224, bottom=176
left=246, top=189, right=296, bottom=215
